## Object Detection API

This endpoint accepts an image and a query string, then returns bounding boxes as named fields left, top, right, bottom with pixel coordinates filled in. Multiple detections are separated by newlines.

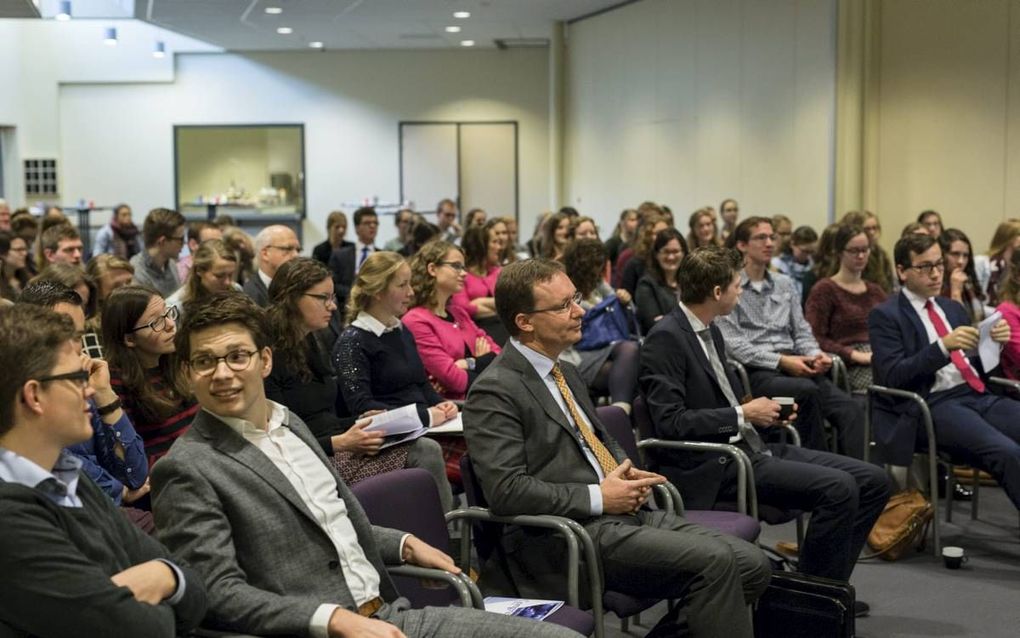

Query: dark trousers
left=719, top=443, right=891, bottom=581
left=928, top=385, right=1020, bottom=510
left=747, top=368, right=865, bottom=459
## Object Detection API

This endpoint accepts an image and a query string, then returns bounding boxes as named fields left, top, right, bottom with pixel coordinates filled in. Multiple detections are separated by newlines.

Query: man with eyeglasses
left=464, top=259, right=771, bottom=638
left=245, top=225, right=302, bottom=307
left=0, top=303, right=208, bottom=636
left=329, top=206, right=379, bottom=307
left=130, top=207, right=187, bottom=298
left=869, top=233, right=1020, bottom=511
left=151, top=291, right=580, bottom=638
left=718, top=216, right=866, bottom=459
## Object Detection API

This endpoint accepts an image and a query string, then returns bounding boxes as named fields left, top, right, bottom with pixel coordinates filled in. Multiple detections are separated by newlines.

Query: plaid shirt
left=717, top=269, right=821, bottom=370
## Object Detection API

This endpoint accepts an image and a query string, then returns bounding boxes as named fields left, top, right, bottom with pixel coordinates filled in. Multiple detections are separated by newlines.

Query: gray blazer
left=151, top=408, right=404, bottom=637
left=463, top=343, right=629, bottom=602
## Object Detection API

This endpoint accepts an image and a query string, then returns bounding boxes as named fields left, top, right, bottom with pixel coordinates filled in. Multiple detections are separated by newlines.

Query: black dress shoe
left=854, top=600, right=870, bottom=618
left=937, top=478, right=974, bottom=501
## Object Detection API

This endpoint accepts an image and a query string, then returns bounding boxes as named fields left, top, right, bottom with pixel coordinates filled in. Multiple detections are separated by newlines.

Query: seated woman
left=841, top=210, right=895, bottom=293
left=84, top=254, right=135, bottom=358
left=635, top=228, right=687, bottom=334
left=92, top=203, right=141, bottom=260
left=404, top=240, right=500, bottom=400
left=605, top=208, right=639, bottom=267
left=539, top=211, right=572, bottom=262
left=804, top=224, right=886, bottom=393
left=975, top=219, right=1020, bottom=307
left=562, top=238, right=640, bottom=413
left=614, top=212, right=670, bottom=295
left=265, top=258, right=453, bottom=506
left=940, top=228, right=987, bottom=325
left=451, top=219, right=510, bottom=344
left=687, top=207, right=720, bottom=250
left=996, top=248, right=1020, bottom=379
left=104, top=285, right=198, bottom=468
left=0, top=230, right=31, bottom=301
left=165, top=238, right=240, bottom=319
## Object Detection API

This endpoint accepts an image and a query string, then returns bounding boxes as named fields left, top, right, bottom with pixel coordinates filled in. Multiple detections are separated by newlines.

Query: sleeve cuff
left=734, top=406, right=745, bottom=427
left=154, top=559, right=186, bottom=606
left=937, top=339, right=950, bottom=357
left=588, top=484, right=603, bottom=516
left=310, top=604, right=341, bottom=638
left=398, top=533, right=411, bottom=563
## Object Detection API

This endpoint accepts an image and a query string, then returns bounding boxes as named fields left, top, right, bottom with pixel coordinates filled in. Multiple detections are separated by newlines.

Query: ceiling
left=128, top=0, right=624, bottom=52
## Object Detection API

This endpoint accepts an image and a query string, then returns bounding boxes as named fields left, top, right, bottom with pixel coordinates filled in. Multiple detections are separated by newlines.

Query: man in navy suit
left=868, top=233, right=1020, bottom=510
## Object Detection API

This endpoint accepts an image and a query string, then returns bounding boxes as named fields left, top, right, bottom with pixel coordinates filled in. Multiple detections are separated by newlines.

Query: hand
left=778, top=355, right=817, bottom=377
left=110, top=560, right=176, bottom=605
left=991, top=319, right=1012, bottom=344
left=949, top=269, right=969, bottom=296
left=454, top=359, right=469, bottom=370
left=474, top=336, right=492, bottom=357
left=401, top=535, right=461, bottom=574
left=332, top=420, right=385, bottom=456
left=81, top=353, right=116, bottom=404
left=811, top=353, right=833, bottom=374
left=428, top=401, right=458, bottom=426
left=600, top=459, right=666, bottom=515
left=741, top=397, right=780, bottom=427
left=849, top=350, right=872, bottom=366
left=615, top=289, right=632, bottom=305
left=942, top=325, right=979, bottom=351
left=122, top=478, right=151, bottom=504
left=327, top=608, right=406, bottom=638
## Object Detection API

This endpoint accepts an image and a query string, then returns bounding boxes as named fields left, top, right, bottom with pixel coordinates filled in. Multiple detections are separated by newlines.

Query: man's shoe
left=937, top=477, right=974, bottom=501
left=774, top=541, right=799, bottom=557
left=854, top=600, right=870, bottom=618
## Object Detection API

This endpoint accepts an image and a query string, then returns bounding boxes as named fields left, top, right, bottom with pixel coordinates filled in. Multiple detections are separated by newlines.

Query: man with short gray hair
left=244, top=225, right=301, bottom=307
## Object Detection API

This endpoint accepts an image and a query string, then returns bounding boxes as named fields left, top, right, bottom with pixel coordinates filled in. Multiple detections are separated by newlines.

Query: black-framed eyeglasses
left=36, top=369, right=90, bottom=391
left=843, top=247, right=871, bottom=256
left=437, top=261, right=467, bottom=273
left=167, top=234, right=186, bottom=244
left=268, top=244, right=302, bottom=254
left=527, top=291, right=583, bottom=315
left=908, top=260, right=946, bottom=276
left=127, top=305, right=178, bottom=333
left=303, top=292, right=338, bottom=308
left=749, top=233, right=778, bottom=243
left=187, top=349, right=259, bottom=376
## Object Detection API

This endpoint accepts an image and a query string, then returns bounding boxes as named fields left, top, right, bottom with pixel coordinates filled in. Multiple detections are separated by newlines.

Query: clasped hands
left=778, top=353, right=832, bottom=377
left=600, top=459, right=667, bottom=515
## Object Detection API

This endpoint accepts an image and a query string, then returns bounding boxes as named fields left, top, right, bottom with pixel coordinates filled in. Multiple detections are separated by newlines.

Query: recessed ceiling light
left=276, top=27, right=293, bottom=34
left=55, top=0, right=71, bottom=21
left=309, top=41, right=324, bottom=48
left=103, top=27, right=118, bottom=46
left=265, top=7, right=282, bottom=14
left=460, top=39, right=475, bottom=47
left=453, top=11, right=470, bottom=19
left=445, top=25, right=461, bottom=33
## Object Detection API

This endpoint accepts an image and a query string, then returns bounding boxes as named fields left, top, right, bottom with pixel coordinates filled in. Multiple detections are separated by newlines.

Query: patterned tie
left=924, top=299, right=985, bottom=393
left=698, top=330, right=769, bottom=455
left=550, top=363, right=619, bottom=475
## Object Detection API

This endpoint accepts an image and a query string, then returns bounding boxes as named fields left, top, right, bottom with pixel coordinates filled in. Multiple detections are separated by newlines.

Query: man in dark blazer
left=152, top=292, right=576, bottom=638
left=243, top=224, right=301, bottom=307
left=869, top=233, right=1020, bottom=510
left=639, top=245, right=889, bottom=589
left=329, top=206, right=379, bottom=306
left=464, top=259, right=771, bottom=638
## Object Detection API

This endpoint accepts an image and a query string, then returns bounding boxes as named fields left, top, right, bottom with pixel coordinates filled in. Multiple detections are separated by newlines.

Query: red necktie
left=924, top=299, right=985, bottom=393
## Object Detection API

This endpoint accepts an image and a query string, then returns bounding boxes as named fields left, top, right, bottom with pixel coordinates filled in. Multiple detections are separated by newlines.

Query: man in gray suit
left=151, top=292, right=579, bottom=638
left=464, top=259, right=771, bottom=638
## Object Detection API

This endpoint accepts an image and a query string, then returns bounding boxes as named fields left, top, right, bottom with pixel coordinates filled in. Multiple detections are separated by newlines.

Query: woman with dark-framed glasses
left=104, top=285, right=198, bottom=468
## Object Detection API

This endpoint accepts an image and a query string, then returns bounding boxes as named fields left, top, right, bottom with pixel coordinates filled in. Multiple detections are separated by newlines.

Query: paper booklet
left=483, top=597, right=564, bottom=621
left=362, top=404, right=428, bottom=449
left=978, top=310, right=1003, bottom=372
left=426, top=413, right=464, bottom=435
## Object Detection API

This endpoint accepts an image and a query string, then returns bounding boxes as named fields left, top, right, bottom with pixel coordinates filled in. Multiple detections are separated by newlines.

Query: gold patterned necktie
left=550, top=363, right=619, bottom=475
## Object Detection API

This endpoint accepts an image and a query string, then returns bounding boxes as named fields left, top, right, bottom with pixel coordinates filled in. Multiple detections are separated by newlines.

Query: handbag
left=865, top=488, right=934, bottom=560
left=575, top=295, right=631, bottom=351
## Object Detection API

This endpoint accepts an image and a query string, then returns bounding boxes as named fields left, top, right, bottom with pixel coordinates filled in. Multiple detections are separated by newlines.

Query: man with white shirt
left=639, top=246, right=889, bottom=597
left=151, top=292, right=578, bottom=638
left=244, top=225, right=301, bottom=307
left=869, top=233, right=1020, bottom=510
left=330, top=207, right=379, bottom=307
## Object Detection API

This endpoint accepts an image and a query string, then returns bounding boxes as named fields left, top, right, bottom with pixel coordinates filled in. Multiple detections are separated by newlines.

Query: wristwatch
left=465, top=357, right=476, bottom=371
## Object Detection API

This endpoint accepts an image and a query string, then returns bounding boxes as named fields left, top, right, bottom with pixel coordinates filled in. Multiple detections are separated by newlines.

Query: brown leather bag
left=866, top=489, right=934, bottom=561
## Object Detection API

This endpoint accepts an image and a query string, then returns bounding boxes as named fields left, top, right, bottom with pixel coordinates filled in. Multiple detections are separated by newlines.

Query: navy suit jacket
left=868, top=292, right=992, bottom=465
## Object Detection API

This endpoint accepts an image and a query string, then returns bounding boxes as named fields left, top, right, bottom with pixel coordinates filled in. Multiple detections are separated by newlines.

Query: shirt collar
left=356, top=241, right=375, bottom=253
left=901, top=286, right=932, bottom=311
left=258, top=268, right=273, bottom=291
left=678, top=302, right=708, bottom=333
left=352, top=311, right=401, bottom=337
left=211, top=400, right=289, bottom=437
left=0, top=447, right=83, bottom=506
left=510, top=337, right=556, bottom=380
left=739, top=268, right=774, bottom=290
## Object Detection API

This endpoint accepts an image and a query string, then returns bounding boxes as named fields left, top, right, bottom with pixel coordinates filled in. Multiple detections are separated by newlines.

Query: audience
left=220, top=225, right=256, bottom=285
left=939, top=228, right=987, bottom=324
left=398, top=217, right=439, bottom=258
left=93, top=203, right=141, bottom=260
left=526, top=210, right=553, bottom=258
left=499, top=215, right=527, bottom=263
left=635, top=227, right=687, bottom=334
left=31, top=262, right=97, bottom=320
left=842, top=210, right=896, bottom=293
left=0, top=230, right=31, bottom=300
left=771, top=225, right=818, bottom=299
left=436, top=197, right=461, bottom=243
left=975, top=219, right=1020, bottom=306
left=166, top=238, right=240, bottom=319
left=571, top=215, right=600, bottom=242
left=614, top=211, right=670, bottom=295
left=719, top=198, right=740, bottom=243
left=804, top=224, right=887, bottom=393
left=383, top=208, right=415, bottom=252
left=10, top=211, right=39, bottom=275
left=772, top=214, right=793, bottom=252
left=103, top=285, right=198, bottom=467
left=539, top=210, right=572, bottom=262
left=243, top=224, right=301, bottom=307
left=918, top=209, right=944, bottom=238
left=687, top=207, right=721, bottom=250
left=39, top=223, right=84, bottom=269
left=0, top=303, right=208, bottom=636
left=605, top=207, right=639, bottom=267
left=313, top=210, right=354, bottom=264
left=85, top=254, right=136, bottom=357
left=452, top=219, right=510, bottom=344
left=130, top=208, right=186, bottom=298
left=329, top=207, right=379, bottom=306
left=465, top=207, right=487, bottom=229
left=175, top=220, right=222, bottom=283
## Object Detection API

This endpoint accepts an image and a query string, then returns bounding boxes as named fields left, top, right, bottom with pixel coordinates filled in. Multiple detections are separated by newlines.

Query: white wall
left=564, top=0, right=837, bottom=233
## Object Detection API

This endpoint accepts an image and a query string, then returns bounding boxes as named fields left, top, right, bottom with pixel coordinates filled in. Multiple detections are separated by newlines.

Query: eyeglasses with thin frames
left=268, top=245, right=302, bottom=254
left=527, top=291, right=583, bottom=315
left=188, top=349, right=259, bottom=376
left=437, top=261, right=467, bottom=273
left=127, top=305, right=179, bottom=333
left=303, top=292, right=338, bottom=308
left=749, top=233, right=778, bottom=243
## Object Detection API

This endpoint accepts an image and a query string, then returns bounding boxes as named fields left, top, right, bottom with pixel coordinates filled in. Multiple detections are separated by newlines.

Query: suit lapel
left=898, top=292, right=928, bottom=349
left=673, top=309, right=730, bottom=399
left=504, top=345, right=589, bottom=444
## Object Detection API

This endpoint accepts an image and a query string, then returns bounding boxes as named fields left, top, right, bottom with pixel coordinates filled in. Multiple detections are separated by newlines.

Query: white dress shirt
left=901, top=288, right=965, bottom=394
left=353, top=242, right=376, bottom=275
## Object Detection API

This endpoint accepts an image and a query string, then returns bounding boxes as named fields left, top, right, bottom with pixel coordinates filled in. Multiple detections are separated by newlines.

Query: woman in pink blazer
left=450, top=218, right=510, bottom=344
left=405, top=240, right=501, bottom=401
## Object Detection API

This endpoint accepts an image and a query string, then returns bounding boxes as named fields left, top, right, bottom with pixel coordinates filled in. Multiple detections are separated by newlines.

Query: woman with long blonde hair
left=165, top=239, right=239, bottom=318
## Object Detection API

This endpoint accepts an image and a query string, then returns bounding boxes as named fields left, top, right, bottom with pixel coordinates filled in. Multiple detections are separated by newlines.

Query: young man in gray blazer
left=464, top=259, right=771, bottom=638
left=151, top=291, right=579, bottom=638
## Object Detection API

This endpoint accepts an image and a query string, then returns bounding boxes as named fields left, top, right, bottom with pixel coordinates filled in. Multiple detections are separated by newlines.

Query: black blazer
left=242, top=274, right=269, bottom=308
left=634, top=272, right=678, bottom=334
left=638, top=306, right=746, bottom=509
left=328, top=245, right=357, bottom=306
left=313, top=239, right=352, bottom=265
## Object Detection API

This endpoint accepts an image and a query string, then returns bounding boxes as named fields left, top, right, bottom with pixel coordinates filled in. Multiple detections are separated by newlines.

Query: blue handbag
left=576, top=295, right=631, bottom=351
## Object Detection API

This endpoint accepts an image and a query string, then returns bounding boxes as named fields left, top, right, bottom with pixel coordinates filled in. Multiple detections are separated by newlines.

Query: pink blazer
left=997, top=302, right=1020, bottom=380
left=402, top=304, right=501, bottom=400
left=450, top=266, right=501, bottom=318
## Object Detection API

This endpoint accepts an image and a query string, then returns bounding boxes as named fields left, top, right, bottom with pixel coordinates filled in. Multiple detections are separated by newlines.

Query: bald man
left=243, top=225, right=301, bottom=307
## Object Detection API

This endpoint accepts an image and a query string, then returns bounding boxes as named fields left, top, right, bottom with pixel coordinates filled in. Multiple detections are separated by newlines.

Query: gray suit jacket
left=463, top=343, right=629, bottom=602
left=242, top=274, right=269, bottom=307
left=151, top=408, right=403, bottom=637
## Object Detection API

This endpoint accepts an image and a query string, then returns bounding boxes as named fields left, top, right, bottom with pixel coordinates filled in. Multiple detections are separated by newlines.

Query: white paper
left=978, top=310, right=1003, bottom=372
left=427, top=414, right=463, bottom=435
left=483, top=597, right=564, bottom=621
left=362, top=404, right=423, bottom=436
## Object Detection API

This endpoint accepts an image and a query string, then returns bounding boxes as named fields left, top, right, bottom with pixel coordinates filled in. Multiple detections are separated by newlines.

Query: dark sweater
left=804, top=277, right=887, bottom=360
left=635, top=272, right=680, bottom=334
left=0, top=473, right=206, bottom=637
left=111, top=367, right=199, bottom=469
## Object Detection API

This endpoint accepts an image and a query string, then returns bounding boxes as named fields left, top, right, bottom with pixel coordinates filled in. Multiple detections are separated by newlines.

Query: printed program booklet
left=483, top=597, right=564, bottom=621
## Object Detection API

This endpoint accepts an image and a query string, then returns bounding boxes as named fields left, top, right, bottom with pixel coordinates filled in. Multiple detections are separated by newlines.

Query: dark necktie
left=698, top=329, right=769, bottom=455
left=358, top=246, right=370, bottom=269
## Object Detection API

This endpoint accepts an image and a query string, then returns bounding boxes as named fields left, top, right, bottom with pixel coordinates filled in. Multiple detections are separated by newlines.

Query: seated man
left=151, top=291, right=578, bottom=638
left=718, top=216, right=865, bottom=458
left=464, top=259, right=771, bottom=638
left=0, top=304, right=206, bottom=636
left=639, top=245, right=890, bottom=595
left=869, top=233, right=1020, bottom=508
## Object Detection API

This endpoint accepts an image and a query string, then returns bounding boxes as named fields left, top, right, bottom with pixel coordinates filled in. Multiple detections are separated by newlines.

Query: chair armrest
left=727, top=359, right=752, bottom=397
left=778, top=422, right=801, bottom=447
left=386, top=565, right=480, bottom=609
left=637, top=438, right=756, bottom=519
left=989, top=376, right=1020, bottom=394
left=827, top=353, right=851, bottom=393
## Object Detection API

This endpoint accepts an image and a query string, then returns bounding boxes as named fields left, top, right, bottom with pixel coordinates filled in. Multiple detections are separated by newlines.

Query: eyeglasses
left=36, top=369, right=90, bottom=391
left=908, top=260, right=946, bottom=276
left=437, top=261, right=467, bottom=273
left=303, top=292, right=338, bottom=308
left=8, top=246, right=28, bottom=253
left=269, top=244, right=302, bottom=254
left=843, top=247, right=871, bottom=256
left=749, top=233, right=778, bottom=243
left=188, top=349, right=259, bottom=376
left=528, top=291, right=583, bottom=315
left=127, top=305, right=179, bottom=333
